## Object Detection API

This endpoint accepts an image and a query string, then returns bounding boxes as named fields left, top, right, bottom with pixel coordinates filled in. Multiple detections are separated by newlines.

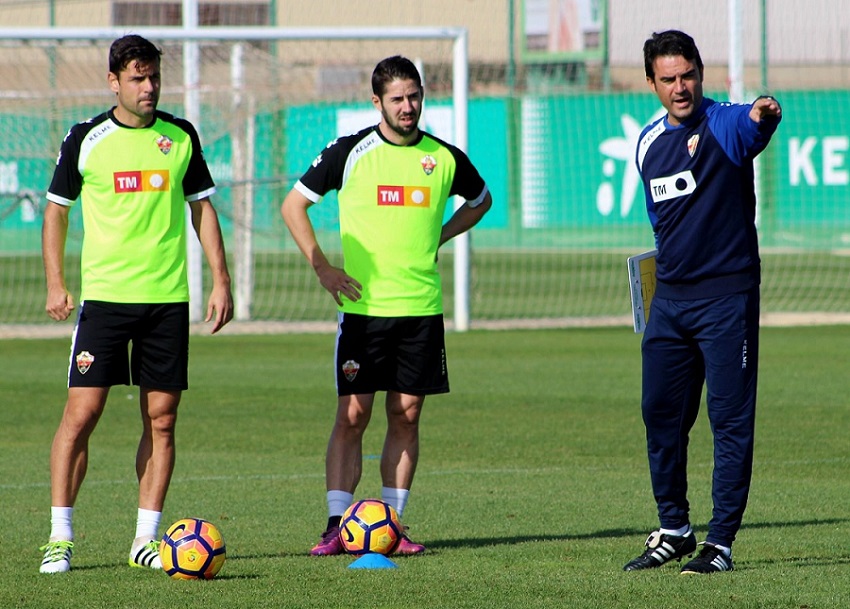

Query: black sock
left=327, top=516, right=341, bottom=531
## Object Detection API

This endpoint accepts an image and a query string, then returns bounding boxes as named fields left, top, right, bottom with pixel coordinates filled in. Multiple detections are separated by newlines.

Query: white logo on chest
left=649, top=170, right=696, bottom=203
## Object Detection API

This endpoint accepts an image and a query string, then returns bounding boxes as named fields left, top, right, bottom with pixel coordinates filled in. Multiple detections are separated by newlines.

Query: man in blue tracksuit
left=623, top=30, right=782, bottom=575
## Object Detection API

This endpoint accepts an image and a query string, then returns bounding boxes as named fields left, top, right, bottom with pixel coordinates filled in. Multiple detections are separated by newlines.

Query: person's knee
left=390, top=408, right=420, bottom=428
left=334, top=410, right=370, bottom=437
left=59, top=402, right=103, bottom=439
left=149, top=411, right=177, bottom=436
left=335, top=396, right=373, bottom=430
left=387, top=404, right=421, bottom=434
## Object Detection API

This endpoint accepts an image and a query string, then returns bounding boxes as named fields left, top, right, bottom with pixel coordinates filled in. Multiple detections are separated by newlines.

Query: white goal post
left=0, top=25, right=473, bottom=331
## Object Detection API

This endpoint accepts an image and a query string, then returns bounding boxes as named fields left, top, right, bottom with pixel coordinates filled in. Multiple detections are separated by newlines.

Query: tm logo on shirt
left=114, top=170, right=170, bottom=193
left=649, top=170, right=696, bottom=203
left=377, top=185, right=431, bottom=207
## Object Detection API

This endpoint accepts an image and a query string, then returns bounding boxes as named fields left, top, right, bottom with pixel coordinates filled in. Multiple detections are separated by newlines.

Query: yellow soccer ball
left=339, top=499, right=402, bottom=555
left=160, top=518, right=226, bottom=580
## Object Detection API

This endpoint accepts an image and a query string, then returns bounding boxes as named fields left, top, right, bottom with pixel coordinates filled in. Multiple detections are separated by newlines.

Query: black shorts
left=67, top=301, right=190, bottom=390
left=335, top=313, right=449, bottom=396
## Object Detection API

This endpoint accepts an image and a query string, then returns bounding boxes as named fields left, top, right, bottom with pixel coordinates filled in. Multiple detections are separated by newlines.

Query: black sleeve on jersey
left=158, top=111, right=216, bottom=199
left=447, top=145, right=487, bottom=201
left=298, top=127, right=374, bottom=197
left=425, top=133, right=487, bottom=201
left=47, top=113, right=109, bottom=202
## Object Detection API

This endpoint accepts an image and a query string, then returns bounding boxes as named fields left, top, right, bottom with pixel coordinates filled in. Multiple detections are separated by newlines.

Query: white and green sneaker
left=39, top=540, right=74, bottom=574
left=129, top=539, right=162, bottom=570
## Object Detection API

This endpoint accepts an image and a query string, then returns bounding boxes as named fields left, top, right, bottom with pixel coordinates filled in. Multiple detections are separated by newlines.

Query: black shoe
left=623, top=529, right=697, bottom=571
left=680, top=543, right=734, bottom=574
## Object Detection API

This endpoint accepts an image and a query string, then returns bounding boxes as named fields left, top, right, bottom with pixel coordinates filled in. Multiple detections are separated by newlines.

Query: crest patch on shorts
left=76, top=350, right=95, bottom=375
left=342, top=359, right=360, bottom=382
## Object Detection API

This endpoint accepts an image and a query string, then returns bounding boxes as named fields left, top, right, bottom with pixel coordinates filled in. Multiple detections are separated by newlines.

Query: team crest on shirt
left=342, top=359, right=360, bottom=382
left=421, top=155, right=437, bottom=175
left=156, top=135, right=173, bottom=155
left=687, top=134, right=700, bottom=158
left=76, top=351, right=95, bottom=375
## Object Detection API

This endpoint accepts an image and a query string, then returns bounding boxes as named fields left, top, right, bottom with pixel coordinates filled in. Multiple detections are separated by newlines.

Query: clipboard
left=627, top=250, right=657, bottom=333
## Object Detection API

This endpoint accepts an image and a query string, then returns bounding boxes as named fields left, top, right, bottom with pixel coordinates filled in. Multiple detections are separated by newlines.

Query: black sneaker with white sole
left=623, top=529, right=697, bottom=571
left=680, top=543, right=734, bottom=574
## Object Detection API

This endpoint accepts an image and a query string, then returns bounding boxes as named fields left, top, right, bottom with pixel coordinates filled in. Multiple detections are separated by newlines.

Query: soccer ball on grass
left=160, top=517, right=226, bottom=580
left=339, top=499, right=402, bottom=555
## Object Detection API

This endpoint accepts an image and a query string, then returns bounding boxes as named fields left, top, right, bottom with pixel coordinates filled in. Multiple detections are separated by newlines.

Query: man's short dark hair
left=371, top=55, right=423, bottom=97
left=109, top=35, right=162, bottom=74
left=643, top=30, right=704, bottom=80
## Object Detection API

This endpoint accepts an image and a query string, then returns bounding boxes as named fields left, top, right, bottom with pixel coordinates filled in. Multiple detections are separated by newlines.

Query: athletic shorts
left=334, top=312, right=449, bottom=396
left=67, top=301, right=190, bottom=390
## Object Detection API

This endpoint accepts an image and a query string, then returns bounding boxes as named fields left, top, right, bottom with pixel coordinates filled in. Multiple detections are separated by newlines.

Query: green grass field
left=2, top=327, right=850, bottom=608
left=5, top=249, right=850, bottom=325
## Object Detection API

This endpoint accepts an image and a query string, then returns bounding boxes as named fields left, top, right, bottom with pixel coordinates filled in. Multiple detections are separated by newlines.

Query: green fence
left=3, top=90, right=850, bottom=325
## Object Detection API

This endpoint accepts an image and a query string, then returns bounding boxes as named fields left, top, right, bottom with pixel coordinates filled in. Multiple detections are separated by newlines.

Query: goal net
left=0, top=27, right=472, bottom=329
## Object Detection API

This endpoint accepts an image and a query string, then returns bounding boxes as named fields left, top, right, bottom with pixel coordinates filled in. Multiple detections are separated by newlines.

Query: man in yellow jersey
left=39, top=35, right=233, bottom=574
left=282, top=55, right=492, bottom=555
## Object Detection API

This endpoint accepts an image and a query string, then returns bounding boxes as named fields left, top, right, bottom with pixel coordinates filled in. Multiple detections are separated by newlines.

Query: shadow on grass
left=62, top=518, right=850, bottom=573
left=208, top=573, right=264, bottom=581
left=424, top=527, right=645, bottom=551
left=65, top=550, right=286, bottom=574
left=737, top=516, right=849, bottom=531
left=424, top=517, right=850, bottom=551
left=744, top=555, right=850, bottom=569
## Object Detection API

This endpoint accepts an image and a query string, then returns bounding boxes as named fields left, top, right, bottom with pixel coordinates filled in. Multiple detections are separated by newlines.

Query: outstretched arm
left=750, top=96, right=782, bottom=123
left=42, top=201, right=75, bottom=321
left=281, top=189, right=361, bottom=306
left=189, top=198, right=233, bottom=334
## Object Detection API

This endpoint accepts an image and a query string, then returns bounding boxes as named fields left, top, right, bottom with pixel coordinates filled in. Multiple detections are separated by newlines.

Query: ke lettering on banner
left=114, top=170, right=170, bottom=193
left=377, top=185, right=431, bottom=207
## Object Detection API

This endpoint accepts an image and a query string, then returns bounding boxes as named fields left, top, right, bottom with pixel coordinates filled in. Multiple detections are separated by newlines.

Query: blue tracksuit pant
left=640, top=286, right=759, bottom=547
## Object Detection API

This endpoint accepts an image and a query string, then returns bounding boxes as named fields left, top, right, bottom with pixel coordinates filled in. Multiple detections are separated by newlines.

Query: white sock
left=659, top=524, right=692, bottom=537
left=133, top=508, right=162, bottom=544
left=327, top=490, right=354, bottom=518
left=381, top=487, right=410, bottom=518
left=49, top=506, right=74, bottom=541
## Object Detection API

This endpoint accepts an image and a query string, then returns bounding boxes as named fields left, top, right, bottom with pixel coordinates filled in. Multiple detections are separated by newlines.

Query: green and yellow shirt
left=47, top=109, right=215, bottom=303
left=295, top=126, right=488, bottom=317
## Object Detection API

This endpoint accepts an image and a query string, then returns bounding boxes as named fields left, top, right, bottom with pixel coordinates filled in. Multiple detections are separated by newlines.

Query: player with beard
left=282, top=55, right=492, bottom=556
